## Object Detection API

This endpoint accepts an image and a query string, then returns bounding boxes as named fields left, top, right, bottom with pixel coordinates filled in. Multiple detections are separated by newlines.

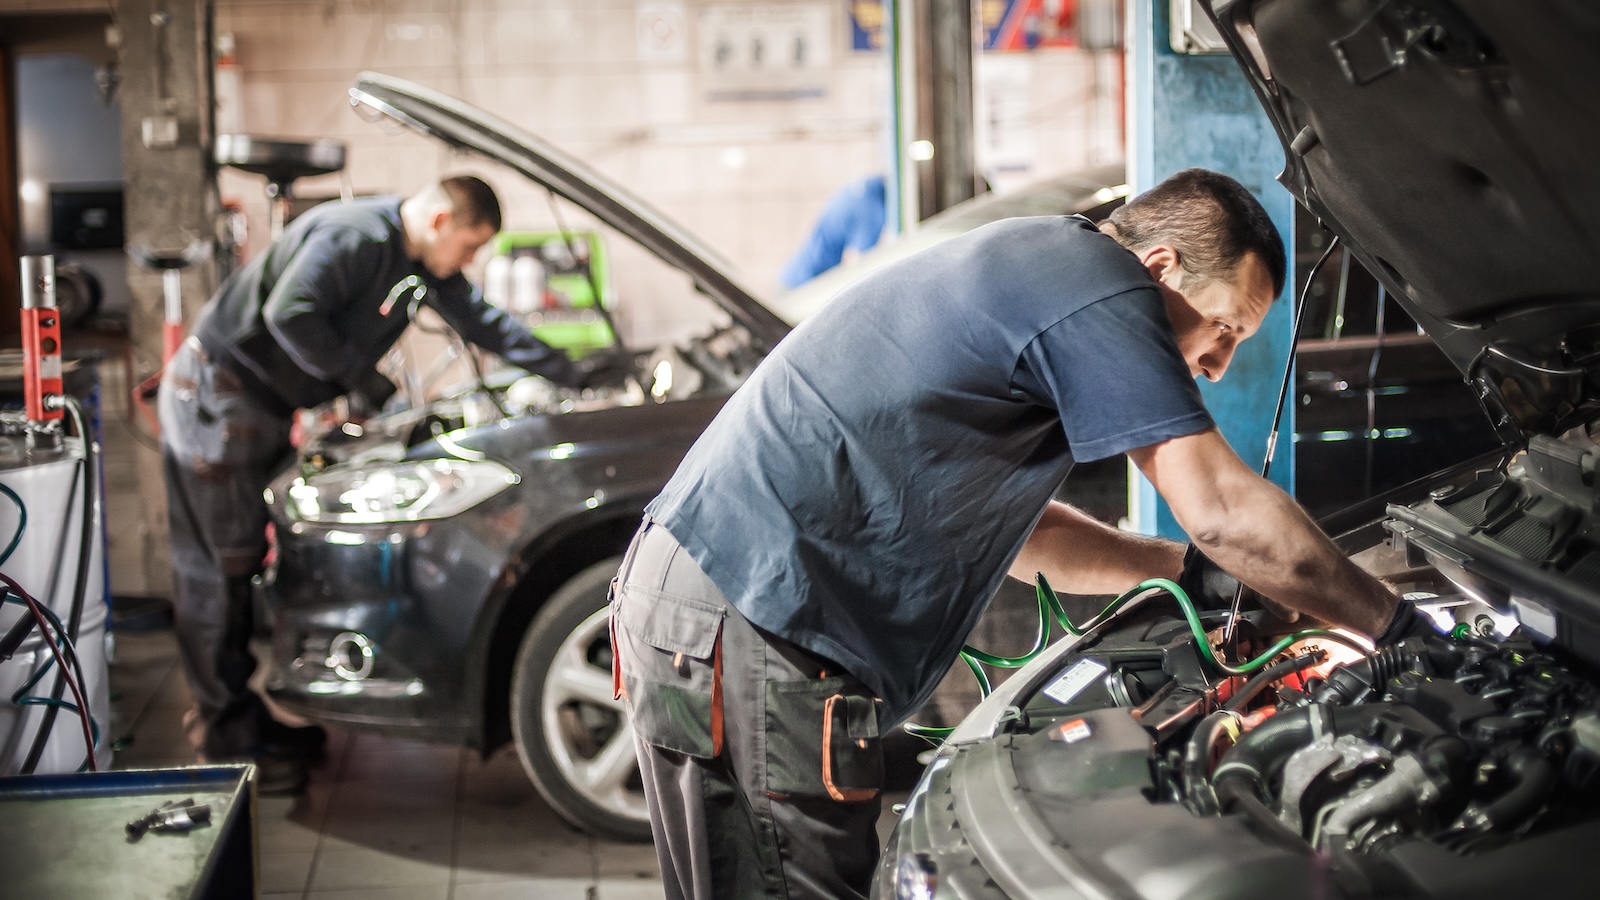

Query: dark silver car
left=876, top=2, right=1600, bottom=898
left=259, top=72, right=1127, bottom=841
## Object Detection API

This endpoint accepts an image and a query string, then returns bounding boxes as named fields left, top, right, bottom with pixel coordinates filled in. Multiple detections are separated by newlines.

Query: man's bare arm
left=1010, top=500, right=1185, bottom=595
left=1127, top=428, right=1395, bottom=635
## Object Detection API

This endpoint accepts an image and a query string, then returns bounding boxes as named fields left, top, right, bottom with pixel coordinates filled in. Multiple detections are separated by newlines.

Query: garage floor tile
left=105, top=616, right=934, bottom=900
left=107, top=626, right=665, bottom=900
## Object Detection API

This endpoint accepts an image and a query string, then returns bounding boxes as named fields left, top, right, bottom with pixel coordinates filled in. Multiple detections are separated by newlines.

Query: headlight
left=894, top=853, right=939, bottom=900
left=282, top=458, right=519, bottom=524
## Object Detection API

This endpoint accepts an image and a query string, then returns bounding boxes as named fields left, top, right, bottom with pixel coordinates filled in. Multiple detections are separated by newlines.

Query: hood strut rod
left=1223, top=233, right=1341, bottom=646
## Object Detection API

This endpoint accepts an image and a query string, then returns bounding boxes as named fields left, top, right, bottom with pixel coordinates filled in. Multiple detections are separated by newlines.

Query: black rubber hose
left=1225, top=651, right=1325, bottom=713
left=1183, top=710, right=1239, bottom=815
left=1310, top=640, right=1432, bottom=706
left=1462, top=746, right=1557, bottom=834
left=0, top=606, right=39, bottom=661
left=1183, top=654, right=1328, bottom=815
left=1214, top=776, right=1310, bottom=851
left=1211, top=704, right=1392, bottom=801
left=21, top=397, right=98, bottom=773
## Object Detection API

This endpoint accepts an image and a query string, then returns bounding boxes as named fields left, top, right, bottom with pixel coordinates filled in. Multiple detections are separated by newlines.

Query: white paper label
left=1042, top=658, right=1108, bottom=705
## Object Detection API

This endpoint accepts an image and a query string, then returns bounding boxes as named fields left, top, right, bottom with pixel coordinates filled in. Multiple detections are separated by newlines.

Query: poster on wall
left=982, top=0, right=1080, bottom=50
left=699, top=4, right=832, bottom=101
left=849, top=0, right=885, bottom=50
left=849, top=0, right=1080, bottom=53
left=637, top=2, right=690, bottom=63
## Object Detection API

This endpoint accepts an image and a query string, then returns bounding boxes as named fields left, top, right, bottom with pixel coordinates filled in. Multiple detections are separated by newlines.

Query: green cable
left=0, top=483, right=25, bottom=568
left=906, top=573, right=1376, bottom=745
left=904, top=578, right=1158, bottom=744
left=903, top=722, right=954, bottom=741
left=1126, top=577, right=1369, bottom=677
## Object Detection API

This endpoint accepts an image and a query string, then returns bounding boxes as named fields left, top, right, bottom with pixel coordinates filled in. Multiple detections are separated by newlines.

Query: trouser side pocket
left=615, top=585, right=726, bottom=759
left=766, top=677, right=883, bottom=802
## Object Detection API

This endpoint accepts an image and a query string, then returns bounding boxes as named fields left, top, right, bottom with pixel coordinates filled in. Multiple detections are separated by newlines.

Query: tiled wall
left=216, top=0, right=1118, bottom=345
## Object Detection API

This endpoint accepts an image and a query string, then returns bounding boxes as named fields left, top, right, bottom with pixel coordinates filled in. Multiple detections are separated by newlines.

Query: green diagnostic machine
left=489, top=230, right=616, bottom=356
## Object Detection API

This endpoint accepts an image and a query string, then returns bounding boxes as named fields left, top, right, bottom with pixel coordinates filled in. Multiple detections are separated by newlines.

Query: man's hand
left=576, top=347, right=635, bottom=390
left=347, top=368, right=398, bottom=418
left=1374, top=598, right=1440, bottom=646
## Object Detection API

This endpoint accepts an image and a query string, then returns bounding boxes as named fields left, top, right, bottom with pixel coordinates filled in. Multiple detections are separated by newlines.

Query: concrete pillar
left=115, top=0, right=216, bottom=595
left=1124, top=0, right=1297, bottom=540
left=888, top=0, right=980, bottom=233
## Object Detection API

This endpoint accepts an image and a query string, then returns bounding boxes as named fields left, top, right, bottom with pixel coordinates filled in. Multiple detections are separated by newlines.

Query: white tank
left=511, top=254, right=546, bottom=315
left=483, top=254, right=512, bottom=310
left=0, top=433, right=111, bottom=775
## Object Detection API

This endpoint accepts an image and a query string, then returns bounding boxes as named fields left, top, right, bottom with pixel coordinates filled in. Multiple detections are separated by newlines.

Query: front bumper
left=260, top=511, right=505, bottom=741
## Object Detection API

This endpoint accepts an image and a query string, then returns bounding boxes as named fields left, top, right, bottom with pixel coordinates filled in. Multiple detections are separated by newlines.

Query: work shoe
left=248, top=751, right=310, bottom=796
left=259, top=720, right=328, bottom=762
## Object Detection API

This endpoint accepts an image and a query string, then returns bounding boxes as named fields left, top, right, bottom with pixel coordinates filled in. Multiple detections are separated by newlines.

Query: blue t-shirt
left=649, top=216, right=1213, bottom=724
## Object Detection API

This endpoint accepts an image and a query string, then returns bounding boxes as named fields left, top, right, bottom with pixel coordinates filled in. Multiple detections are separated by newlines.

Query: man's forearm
left=1130, top=428, right=1398, bottom=636
left=1010, top=501, right=1185, bottom=595
left=1188, top=480, right=1393, bottom=635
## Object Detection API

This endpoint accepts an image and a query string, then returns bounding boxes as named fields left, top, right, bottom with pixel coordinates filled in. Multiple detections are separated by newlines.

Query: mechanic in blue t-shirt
left=613, top=169, right=1400, bottom=899
left=779, top=175, right=887, bottom=288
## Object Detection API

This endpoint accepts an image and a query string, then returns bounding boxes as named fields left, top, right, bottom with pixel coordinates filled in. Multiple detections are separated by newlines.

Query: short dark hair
left=438, top=175, right=502, bottom=232
left=1101, top=168, right=1286, bottom=297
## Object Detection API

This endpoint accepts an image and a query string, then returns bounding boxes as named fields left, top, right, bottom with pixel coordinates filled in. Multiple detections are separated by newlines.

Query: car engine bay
left=891, top=426, right=1600, bottom=899
left=297, top=322, right=763, bottom=469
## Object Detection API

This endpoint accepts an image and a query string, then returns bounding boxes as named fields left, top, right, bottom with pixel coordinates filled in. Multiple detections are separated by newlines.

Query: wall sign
left=700, top=4, right=831, bottom=101
left=851, top=0, right=1082, bottom=53
left=637, top=2, right=690, bottom=63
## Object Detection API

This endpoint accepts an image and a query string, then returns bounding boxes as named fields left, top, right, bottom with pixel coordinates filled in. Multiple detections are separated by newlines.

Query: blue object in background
left=779, top=175, right=888, bottom=288
left=1125, top=0, right=1298, bottom=540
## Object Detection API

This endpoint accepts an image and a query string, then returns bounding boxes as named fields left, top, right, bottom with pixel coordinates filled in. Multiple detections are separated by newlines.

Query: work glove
left=347, top=368, right=398, bottom=417
left=576, top=347, right=635, bottom=390
left=1175, top=545, right=1299, bottom=623
left=1175, top=545, right=1242, bottom=610
left=1374, top=598, right=1440, bottom=646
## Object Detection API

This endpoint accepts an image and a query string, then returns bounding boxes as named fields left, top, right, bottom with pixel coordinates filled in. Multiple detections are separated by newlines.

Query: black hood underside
left=1209, top=0, right=1600, bottom=441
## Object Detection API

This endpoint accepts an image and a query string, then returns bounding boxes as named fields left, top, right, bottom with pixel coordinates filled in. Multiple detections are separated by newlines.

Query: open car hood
left=1203, top=0, right=1600, bottom=444
left=348, top=71, right=790, bottom=349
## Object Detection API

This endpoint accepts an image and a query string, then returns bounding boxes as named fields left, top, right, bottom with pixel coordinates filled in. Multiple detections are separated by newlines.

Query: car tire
left=510, top=557, right=652, bottom=842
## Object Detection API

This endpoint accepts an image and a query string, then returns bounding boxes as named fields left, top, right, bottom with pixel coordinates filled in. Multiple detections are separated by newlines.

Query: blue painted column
left=1125, top=0, right=1297, bottom=540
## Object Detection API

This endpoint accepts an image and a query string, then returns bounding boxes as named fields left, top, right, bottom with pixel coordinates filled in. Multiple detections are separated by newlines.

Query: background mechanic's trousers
left=613, top=518, right=886, bottom=900
left=158, top=338, right=293, bottom=759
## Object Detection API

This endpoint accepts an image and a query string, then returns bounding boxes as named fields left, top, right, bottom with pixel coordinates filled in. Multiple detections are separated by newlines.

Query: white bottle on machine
left=483, top=254, right=512, bottom=310
left=511, top=254, right=546, bottom=316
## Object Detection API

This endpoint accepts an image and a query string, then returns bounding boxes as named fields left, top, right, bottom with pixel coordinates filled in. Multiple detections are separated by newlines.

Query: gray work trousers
left=158, top=338, right=294, bottom=759
left=612, top=519, right=885, bottom=900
